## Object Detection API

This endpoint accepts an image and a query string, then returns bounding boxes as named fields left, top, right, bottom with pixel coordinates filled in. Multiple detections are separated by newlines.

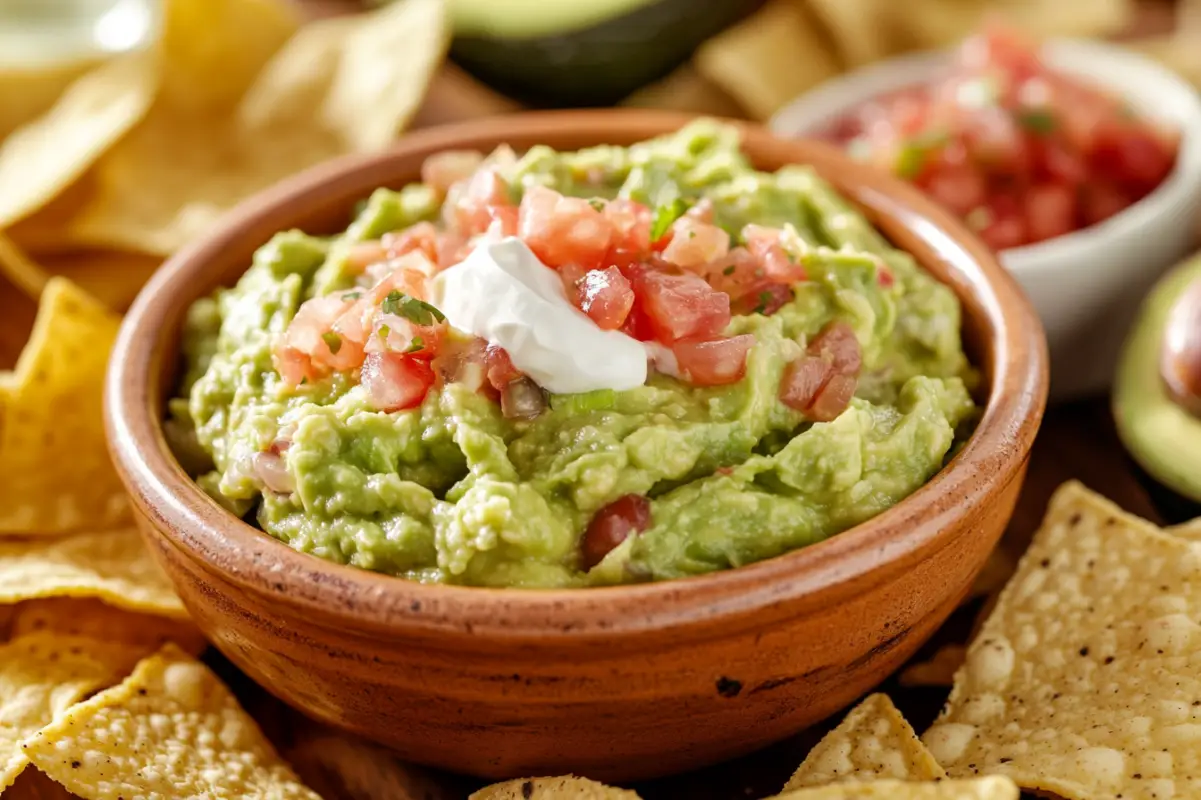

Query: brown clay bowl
left=106, top=110, right=1048, bottom=782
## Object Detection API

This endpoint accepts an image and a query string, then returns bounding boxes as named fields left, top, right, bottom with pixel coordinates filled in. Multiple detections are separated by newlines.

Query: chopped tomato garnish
left=483, top=344, right=523, bottom=391
left=779, top=321, right=862, bottom=421
left=485, top=205, right=519, bottom=240
left=421, top=150, right=484, bottom=198
left=518, top=185, right=614, bottom=270
left=673, top=335, right=754, bottom=386
left=743, top=225, right=805, bottom=284
left=660, top=217, right=730, bottom=271
left=1024, top=182, right=1076, bottom=243
left=581, top=494, right=652, bottom=570
left=361, top=352, right=435, bottom=412
left=447, top=167, right=510, bottom=236
left=604, top=199, right=652, bottom=264
left=381, top=222, right=439, bottom=264
left=632, top=269, right=731, bottom=343
left=578, top=266, right=634, bottom=330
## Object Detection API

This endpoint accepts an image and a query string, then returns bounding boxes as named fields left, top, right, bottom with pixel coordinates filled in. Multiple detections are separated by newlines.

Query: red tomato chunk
left=581, top=494, right=653, bottom=570
left=779, top=322, right=863, bottom=421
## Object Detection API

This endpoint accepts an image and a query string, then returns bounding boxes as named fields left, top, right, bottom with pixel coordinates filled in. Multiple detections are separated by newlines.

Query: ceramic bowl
left=106, top=110, right=1047, bottom=782
left=770, top=39, right=1201, bottom=401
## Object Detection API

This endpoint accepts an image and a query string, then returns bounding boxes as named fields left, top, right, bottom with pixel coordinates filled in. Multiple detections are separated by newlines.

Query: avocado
left=448, top=0, right=767, bottom=107
left=1114, top=252, right=1201, bottom=513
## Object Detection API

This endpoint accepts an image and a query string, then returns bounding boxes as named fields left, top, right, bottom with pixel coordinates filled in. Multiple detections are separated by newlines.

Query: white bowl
left=770, top=39, right=1201, bottom=400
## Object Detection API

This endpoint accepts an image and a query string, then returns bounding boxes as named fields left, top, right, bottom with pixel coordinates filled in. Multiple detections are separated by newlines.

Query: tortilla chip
left=0, top=277, right=127, bottom=532
left=621, top=65, right=747, bottom=117
left=898, top=644, right=968, bottom=688
left=0, top=52, right=156, bottom=231
left=11, top=598, right=205, bottom=656
left=923, top=481, right=1201, bottom=800
left=0, top=528, right=185, bottom=618
left=66, top=0, right=448, bottom=256
left=694, top=0, right=841, bottom=121
left=22, top=644, right=321, bottom=800
left=0, top=633, right=144, bottom=791
left=783, top=694, right=946, bottom=791
left=33, top=250, right=161, bottom=312
left=286, top=725, right=459, bottom=800
left=769, top=776, right=1019, bottom=800
left=0, top=58, right=101, bottom=139
left=470, top=777, right=641, bottom=799
left=1168, top=517, right=1201, bottom=541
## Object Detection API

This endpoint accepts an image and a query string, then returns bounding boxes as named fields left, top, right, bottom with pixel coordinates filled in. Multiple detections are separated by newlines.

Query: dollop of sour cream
left=428, top=237, right=648, bottom=394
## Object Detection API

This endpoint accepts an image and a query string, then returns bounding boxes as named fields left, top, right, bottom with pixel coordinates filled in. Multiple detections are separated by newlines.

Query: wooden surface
left=0, top=1, right=1188, bottom=798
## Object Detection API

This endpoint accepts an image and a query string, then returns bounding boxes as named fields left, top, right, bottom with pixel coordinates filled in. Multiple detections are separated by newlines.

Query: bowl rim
left=767, top=37, right=1201, bottom=275
left=105, top=109, right=1048, bottom=644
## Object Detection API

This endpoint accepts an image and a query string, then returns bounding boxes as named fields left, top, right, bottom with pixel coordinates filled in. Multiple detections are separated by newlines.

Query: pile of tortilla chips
left=0, top=0, right=450, bottom=311
left=0, top=0, right=452, bottom=796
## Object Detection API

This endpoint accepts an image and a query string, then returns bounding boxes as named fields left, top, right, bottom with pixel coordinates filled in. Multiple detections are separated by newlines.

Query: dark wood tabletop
left=0, top=1, right=1188, bottom=798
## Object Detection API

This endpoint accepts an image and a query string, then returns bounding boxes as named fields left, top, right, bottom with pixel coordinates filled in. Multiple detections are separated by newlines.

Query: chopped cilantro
left=1017, top=108, right=1056, bottom=135
left=893, top=129, right=948, bottom=180
left=587, top=198, right=606, bottom=212
left=321, top=331, right=342, bottom=354
left=753, top=290, right=773, bottom=314
left=404, top=335, right=425, bottom=354
left=341, top=291, right=362, bottom=301
left=378, top=324, right=391, bottom=340
left=650, top=197, right=691, bottom=241
left=380, top=290, right=446, bottom=325
left=723, top=265, right=736, bottom=276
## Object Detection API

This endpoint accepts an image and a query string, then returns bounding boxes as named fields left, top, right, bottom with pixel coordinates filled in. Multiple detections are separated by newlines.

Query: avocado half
left=1114, top=253, right=1201, bottom=520
left=449, top=0, right=767, bottom=107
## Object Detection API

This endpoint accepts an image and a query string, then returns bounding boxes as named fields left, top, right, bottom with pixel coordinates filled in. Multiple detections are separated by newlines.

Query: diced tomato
left=484, top=344, right=523, bottom=391
left=421, top=150, right=484, bottom=197
left=731, top=283, right=793, bottom=316
left=581, top=494, right=652, bottom=570
left=706, top=247, right=765, bottom=298
left=809, top=374, right=858, bottom=422
left=360, top=352, right=435, bottom=412
left=273, top=346, right=320, bottom=387
left=808, top=322, right=862, bottom=376
left=660, top=217, right=730, bottom=271
left=485, top=205, right=519, bottom=240
left=779, top=355, right=833, bottom=413
left=1079, top=181, right=1134, bottom=227
left=518, top=185, right=614, bottom=270
left=684, top=198, right=716, bottom=224
left=447, top=167, right=510, bottom=236
left=619, top=302, right=656, bottom=342
left=345, top=241, right=387, bottom=272
left=578, top=266, right=634, bottom=330
left=1091, top=121, right=1176, bottom=193
left=1024, top=182, right=1077, bottom=244
left=924, top=161, right=988, bottom=216
left=381, top=222, right=439, bottom=264
left=604, top=199, right=652, bottom=264
left=632, top=269, right=731, bottom=343
left=977, top=193, right=1028, bottom=250
left=743, top=225, right=806, bottom=284
left=960, top=108, right=1029, bottom=175
left=1033, top=138, right=1087, bottom=185
left=431, top=336, right=489, bottom=393
left=277, top=295, right=350, bottom=380
left=673, top=335, right=754, bottom=386
left=365, top=314, right=443, bottom=359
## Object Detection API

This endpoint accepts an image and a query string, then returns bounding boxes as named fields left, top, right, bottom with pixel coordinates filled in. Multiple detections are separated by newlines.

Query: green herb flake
left=587, top=198, right=606, bottom=212
left=650, top=197, right=691, bottom=242
left=753, top=290, right=773, bottom=315
left=894, top=142, right=929, bottom=180
left=1017, top=108, right=1057, bottom=135
left=378, top=324, right=391, bottom=340
left=341, top=291, right=362, bottom=301
left=723, top=265, right=736, bottom=276
left=380, top=290, right=446, bottom=325
left=404, top=335, right=425, bottom=354
left=321, top=331, right=342, bottom=355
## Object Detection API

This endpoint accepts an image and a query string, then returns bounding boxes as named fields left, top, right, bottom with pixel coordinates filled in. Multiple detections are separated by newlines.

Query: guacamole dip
left=171, top=121, right=977, bottom=588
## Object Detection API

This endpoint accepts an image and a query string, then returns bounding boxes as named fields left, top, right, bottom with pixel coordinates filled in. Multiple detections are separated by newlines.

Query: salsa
left=821, top=25, right=1180, bottom=251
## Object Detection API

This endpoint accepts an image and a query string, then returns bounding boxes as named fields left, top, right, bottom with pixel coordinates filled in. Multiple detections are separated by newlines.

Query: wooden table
left=0, top=2, right=1188, bottom=798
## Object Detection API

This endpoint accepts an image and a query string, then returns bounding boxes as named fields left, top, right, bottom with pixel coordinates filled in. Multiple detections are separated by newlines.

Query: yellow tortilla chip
left=285, top=725, right=459, bottom=800
left=1168, top=517, right=1201, bottom=541
left=0, top=277, right=127, bottom=532
left=0, top=52, right=156, bottom=231
left=67, top=0, right=448, bottom=256
left=12, top=598, right=205, bottom=656
left=471, top=776, right=641, bottom=799
left=0, top=528, right=185, bottom=617
left=0, top=58, right=101, bottom=139
left=898, top=644, right=967, bottom=689
left=694, top=0, right=840, bottom=121
left=923, top=481, right=1201, bottom=800
left=23, top=644, right=321, bottom=800
left=784, top=694, right=945, bottom=791
left=0, top=233, right=48, bottom=299
left=0, top=633, right=144, bottom=791
left=769, top=776, right=1018, bottom=800
left=33, top=250, right=161, bottom=312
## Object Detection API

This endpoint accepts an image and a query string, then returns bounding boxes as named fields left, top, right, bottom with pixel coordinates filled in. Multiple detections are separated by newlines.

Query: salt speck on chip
left=783, top=693, right=946, bottom=791
left=770, top=775, right=1019, bottom=800
left=923, top=480, right=1201, bottom=800
left=0, top=633, right=144, bottom=791
left=22, top=644, right=321, bottom=800
left=0, top=527, right=186, bottom=617
left=0, top=277, right=128, bottom=533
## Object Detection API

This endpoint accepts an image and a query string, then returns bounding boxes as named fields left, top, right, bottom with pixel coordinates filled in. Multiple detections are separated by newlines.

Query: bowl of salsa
left=771, top=26, right=1201, bottom=399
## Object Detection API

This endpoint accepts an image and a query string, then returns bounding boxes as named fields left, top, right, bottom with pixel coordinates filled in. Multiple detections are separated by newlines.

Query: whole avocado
left=1114, top=252, right=1201, bottom=521
left=447, top=0, right=767, bottom=107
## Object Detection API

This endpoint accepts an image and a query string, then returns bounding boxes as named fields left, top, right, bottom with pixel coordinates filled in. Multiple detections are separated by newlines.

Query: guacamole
left=171, top=121, right=977, bottom=588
